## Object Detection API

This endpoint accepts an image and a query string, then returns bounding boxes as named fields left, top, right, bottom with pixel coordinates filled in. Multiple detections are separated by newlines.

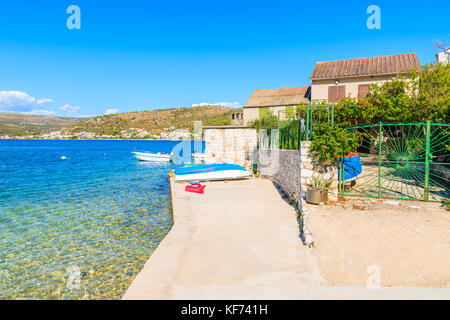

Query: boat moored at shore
left=132, top=151, right=172, bottom=162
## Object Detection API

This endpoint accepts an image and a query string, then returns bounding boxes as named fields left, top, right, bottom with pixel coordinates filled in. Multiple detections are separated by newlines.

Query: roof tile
left=310, top=53, right=420, bottom=80
left=244, top=86, right=311, bottom=108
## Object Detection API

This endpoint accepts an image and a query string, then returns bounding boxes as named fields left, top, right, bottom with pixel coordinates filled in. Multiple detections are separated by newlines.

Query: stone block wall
left=258, top=149, right=303, bottom=204
left=258, top=141, right=338, bottom=204
left=204, top=127, right=258, bottom=169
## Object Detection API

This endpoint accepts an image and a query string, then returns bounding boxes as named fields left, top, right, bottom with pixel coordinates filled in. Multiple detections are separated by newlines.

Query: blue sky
left=0, top=0, right=448, bottom=117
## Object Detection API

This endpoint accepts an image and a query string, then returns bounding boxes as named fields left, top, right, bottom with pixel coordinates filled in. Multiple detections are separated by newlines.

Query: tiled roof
left=244, top=86, right=311, bottom=108
left=310, top=53, right=420, bottom=80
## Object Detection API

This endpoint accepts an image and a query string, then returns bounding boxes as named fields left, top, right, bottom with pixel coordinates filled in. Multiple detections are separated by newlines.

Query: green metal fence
left=277, top=104, right=334, bottom=150
left=338, top=121, right=450, bottom=202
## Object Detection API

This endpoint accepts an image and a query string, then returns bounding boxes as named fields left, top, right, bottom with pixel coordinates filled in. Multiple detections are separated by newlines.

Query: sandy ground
left=308, top=198, right=450, bottom=287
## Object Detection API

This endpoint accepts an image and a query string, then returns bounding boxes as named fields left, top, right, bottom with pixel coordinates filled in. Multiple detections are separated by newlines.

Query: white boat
left=132, top=151, right=171, bottom=162
left=174, top=163, right=251, bottom=182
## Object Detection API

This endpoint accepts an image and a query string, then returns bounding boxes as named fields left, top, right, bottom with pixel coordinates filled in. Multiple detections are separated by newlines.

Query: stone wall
left=258, top=149, right=303, bottom=204
left=204, top=127, right=258, bottom=169
left=258, top=141, right=338, bottom=203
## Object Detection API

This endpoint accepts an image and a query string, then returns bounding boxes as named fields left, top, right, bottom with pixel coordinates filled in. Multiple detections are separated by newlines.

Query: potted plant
left=306, top=177, right=322, bottom=205
left=319, top=179, right=332, bottom=203
left=306, top=177, right=332, bottom=204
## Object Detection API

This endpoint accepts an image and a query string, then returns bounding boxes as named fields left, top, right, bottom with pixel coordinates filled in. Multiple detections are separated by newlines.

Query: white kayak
left=174, top=163, right=251, bottom=182
left=132, top=152, right=171, bottom=162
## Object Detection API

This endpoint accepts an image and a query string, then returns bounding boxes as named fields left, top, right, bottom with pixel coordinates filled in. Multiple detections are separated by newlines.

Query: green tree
left=248, top=112, right=279, bottom=130
left=409, top=62, right=450, bottom=123
left=363, top=62, right=449, bottom=123
left=366, top=75, right=414, bottom=122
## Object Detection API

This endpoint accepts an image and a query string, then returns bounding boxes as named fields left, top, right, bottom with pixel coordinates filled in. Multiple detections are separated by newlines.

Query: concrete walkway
left=123, top=178, right=450, bottom=300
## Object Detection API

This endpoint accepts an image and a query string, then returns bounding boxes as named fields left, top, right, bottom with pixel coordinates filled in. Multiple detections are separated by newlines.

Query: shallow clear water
left=0, top=139, right=201, bottom=299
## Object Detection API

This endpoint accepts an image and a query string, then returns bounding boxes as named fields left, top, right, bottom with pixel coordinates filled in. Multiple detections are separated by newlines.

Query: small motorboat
left=174, top=163, right=251, bottom=182
left=132, top=151, right=171, bottom=162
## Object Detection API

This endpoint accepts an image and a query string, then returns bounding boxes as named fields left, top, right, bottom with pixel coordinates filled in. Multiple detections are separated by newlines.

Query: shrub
left=248, top=112, right=279, bottom=130
left=334, top=96, right=377, bottom=126
left=309, top=123, right=361, bottom=166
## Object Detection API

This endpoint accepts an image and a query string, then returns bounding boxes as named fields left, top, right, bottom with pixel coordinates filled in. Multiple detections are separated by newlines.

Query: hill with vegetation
left=66, top=105, right=236, bottom=136
left=0, top=113, right=81, bottom=136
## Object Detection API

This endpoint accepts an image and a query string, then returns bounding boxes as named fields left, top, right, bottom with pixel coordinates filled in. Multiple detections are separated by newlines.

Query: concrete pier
left=123, top=178, right=323, bottom=299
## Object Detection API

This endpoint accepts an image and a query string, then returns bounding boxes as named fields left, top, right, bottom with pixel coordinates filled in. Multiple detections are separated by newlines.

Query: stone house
left=243, top=86, right=311, bottom=125
left=309, top=53, right=420, bottom=103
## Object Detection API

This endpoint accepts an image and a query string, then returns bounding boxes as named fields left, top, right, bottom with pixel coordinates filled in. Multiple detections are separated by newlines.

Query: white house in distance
left=243, top=86, right=311, bottom=125
left=309, top=53, right=420, bottom=103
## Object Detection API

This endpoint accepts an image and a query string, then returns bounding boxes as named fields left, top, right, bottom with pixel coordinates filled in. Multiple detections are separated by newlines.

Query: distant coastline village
left=0, top=127, right=193, bottom=140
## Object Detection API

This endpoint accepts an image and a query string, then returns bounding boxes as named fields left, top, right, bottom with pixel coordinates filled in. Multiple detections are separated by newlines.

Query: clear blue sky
left=0, top=0, right=448, bottom=117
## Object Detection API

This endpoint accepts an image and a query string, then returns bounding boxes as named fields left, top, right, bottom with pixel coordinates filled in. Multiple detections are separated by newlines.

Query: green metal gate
left=338, top=121, right=450, bottom=202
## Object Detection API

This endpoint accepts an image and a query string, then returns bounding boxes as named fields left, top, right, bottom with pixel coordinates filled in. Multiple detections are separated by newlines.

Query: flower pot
left=306, top=189, right=321, bottom=205
left=321, top=190, right=329, bottom=203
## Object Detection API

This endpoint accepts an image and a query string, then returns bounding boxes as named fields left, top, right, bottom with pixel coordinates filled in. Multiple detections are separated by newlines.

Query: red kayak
left=185, top=183, right=206, bottom=194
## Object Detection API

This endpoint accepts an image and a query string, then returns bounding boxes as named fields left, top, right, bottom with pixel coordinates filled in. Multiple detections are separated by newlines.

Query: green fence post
left=331, top=106, right=334, bottom=127
left=292, top=123, right=294, bottom=149
left=277, top=110, right=280, bottom=129
left=424, top=120, right=431, bottom=201
left=306, top=105, right=310, bottom=141
left=338, top=157, right=342, bottom=195
left=327, top=106, right=329, bottom=123
left=378, top=122, right=382, bottom=198
left=297, top=119, right=301, bottom=150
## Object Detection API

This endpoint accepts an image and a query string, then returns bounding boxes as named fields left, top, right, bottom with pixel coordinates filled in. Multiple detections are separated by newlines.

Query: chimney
left=436, top=51, right=449, bottom=65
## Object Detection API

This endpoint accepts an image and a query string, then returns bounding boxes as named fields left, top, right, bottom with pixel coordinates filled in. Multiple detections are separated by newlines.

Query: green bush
left=334, top=97, right=377, bottom=126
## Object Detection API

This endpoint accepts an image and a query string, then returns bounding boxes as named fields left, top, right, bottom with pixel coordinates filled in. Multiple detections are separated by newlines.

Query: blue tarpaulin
left=338, top=152, right=363, bottom=181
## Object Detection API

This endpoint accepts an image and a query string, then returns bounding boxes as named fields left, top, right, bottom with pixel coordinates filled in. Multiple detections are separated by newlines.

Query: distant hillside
left=66, top=106, right=236, bottom=136
left=0, top=113, right=81, bottom=136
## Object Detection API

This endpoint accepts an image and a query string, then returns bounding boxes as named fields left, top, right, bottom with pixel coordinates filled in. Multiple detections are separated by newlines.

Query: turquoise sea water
left=0, top=139, right=201, bottom=299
